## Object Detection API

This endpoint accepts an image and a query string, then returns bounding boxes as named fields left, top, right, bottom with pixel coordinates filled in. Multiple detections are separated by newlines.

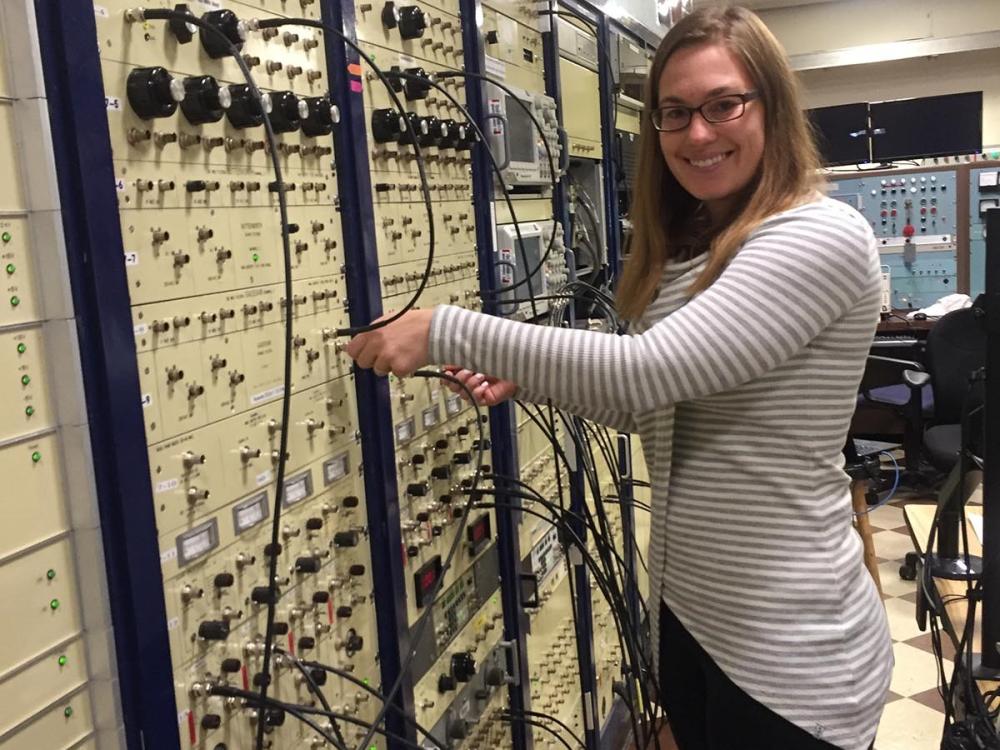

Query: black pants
left=657, top=601, right=866, bottom=750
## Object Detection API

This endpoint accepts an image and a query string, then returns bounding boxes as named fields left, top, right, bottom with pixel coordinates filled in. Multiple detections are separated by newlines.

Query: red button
left=903, top=224, right=916, bottom=237
left=931, top=207, right=937, bottom=214
left=880, top=210, right=888, bottom=217
left=920, top=207, right=927, bottom=214
left=891, top=209, right=897, bottom=217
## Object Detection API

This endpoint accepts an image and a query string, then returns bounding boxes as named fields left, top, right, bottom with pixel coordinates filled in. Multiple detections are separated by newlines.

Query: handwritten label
left=156, top=478, right=180, bottom=493
left=93, top=5, right=109, bottom=18
left=160, top=547, right=177, bottom=564
left=105, top=96, right=122, bottom=112
left=251, top=385, right=284, bottom=405
left=141, top=393, right=153, bottom=409
left=133, top=322, right=148, bottom=336
left=124, top=252, right=139, bottom=266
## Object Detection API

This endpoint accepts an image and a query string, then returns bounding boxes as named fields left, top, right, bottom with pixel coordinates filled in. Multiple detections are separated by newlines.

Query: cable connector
left=123, top=8, right=146, bottom=22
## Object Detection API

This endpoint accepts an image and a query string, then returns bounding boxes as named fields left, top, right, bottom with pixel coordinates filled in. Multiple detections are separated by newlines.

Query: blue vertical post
left=322, top=2, right=414, bottom=744
left=458, top=1, right=531, bottom=747
left=33, top=1, right=179, bottom=747
left=616, top=434, right=641, bottom=641
left=597, top=15, right=624, bottom=278
left=544, top=6, right=599, bottom=748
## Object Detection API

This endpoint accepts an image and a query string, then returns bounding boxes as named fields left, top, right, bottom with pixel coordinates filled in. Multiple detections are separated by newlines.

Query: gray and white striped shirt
left=429, top=196, right=893, bottom=750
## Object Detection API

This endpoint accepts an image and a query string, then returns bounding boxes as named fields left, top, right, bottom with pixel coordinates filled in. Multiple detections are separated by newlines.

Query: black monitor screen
left=870, top=92, right=982, bottom=162
left=807, top=103, right=870, bottom=166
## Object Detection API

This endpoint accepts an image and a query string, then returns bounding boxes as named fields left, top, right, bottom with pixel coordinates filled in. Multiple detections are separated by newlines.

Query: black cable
left=505, top=708, right=587, bottom=749
left=501, top=712, right=578, bottom=750
left=248, top=16, right=436, bottom=338
left=278, top=649, right=347, bottom=749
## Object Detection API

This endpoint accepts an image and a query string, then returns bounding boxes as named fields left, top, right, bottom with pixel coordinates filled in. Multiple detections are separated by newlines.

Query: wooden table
left=902, top=504, right=1000, bottom=695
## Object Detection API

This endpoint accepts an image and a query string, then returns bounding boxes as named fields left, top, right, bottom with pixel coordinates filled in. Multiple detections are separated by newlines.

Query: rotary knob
left=180, top=76, right=232, bottom=125
left=418, top=115, right=447, bottom=147
left=301, top=96, right=337, bottom=137
left=403, top=67, right=430, bottom=101
left=126, top=67, right=184, bottom=120
left=371, top=108, right=404, bottom=144
left=438, top=119, right=461, bottom=148
left=200, top=10, right=248, bottom=59
left=226, top=85, right=272, bottom=129
left=398, top=5, right=427, bottom=40
left=381, top=2, right=399, bottom=28
left=268, top=91, right=309, bottom=134
left=398, top=112, right=425, bottom=146
left=168, top=4, right=196, bottom=44
left=451, top=651, right=476, bottom=682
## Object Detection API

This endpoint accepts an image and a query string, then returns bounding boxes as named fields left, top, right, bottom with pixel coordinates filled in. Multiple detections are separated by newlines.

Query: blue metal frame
left=33, top=2, right=179, bottom=748
left=544, top=5, right=600, bottom=748
left=459, top=2, right=532, bottom=747
left=596, top=14, right=624, bottom=279
left=323, top=2, right=415, bottom=745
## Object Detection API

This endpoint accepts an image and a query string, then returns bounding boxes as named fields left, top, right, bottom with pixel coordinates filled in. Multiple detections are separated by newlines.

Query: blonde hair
left=616, top=5, right=822, bottom=320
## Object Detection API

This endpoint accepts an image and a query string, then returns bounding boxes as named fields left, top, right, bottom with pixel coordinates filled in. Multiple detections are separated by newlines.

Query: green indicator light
left=25, top=405, right=34, bottom=416
left=63, top=706, right=73, bottom=718
left=31, top=450, right=41, bottom=463
left=50, top=598, right=60, bottom=611
left=1, top=232, right=11, bottom=243
left=17, top=343, right=26, bottom=353
left=362, top=678, right=370, bottom=686
left=10, top=295, right=19, bottom=307
left=47, top=569, right=56, bottom=580
left=21, top=374, right=30, bottom=386
left=252, top=252, right=260, bottom=262
left=58, top=655, right=67, bottom=666
left=5, top=263, right=14, bottom=274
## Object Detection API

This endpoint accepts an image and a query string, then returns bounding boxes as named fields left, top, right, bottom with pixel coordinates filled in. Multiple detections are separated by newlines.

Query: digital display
left=324, top=452, right=350, bottom=485
left=506, top=95, right=536, bottom=164
left=413, top=555, right=443, bottom=609
left=282, top=470, right=313, bottom=507
left=176, top=519, right=219, bottom=566
left=232, top=491, right=269, bottom=534
left=395, top=417, right=416, bottom=444
left=466, top=513, right=492, bottom=555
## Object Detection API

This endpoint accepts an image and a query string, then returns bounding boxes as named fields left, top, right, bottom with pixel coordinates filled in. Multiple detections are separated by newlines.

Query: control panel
left=970, top=164, right=1000, bottom=298
left=828, top=170, right=959, bottom=309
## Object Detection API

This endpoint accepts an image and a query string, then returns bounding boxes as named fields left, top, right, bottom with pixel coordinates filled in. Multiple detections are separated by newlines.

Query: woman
left=346, top=6, right=892, bottom=750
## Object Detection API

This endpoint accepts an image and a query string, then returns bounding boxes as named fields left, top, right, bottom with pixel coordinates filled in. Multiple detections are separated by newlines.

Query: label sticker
left=255, top=469, right=273, bottom=487
left=141, top=393, right=153, bottom=409
left=93, top=5, right=109, bottom=18
left=251, top=385, right=284, bottom=405
left=124, top=252, right=139, bottom=266
left=105, top=96, right=122, bottom=112
left=115, top=178, right=126, bottom=192
left=160, top=547, right=177, bottom=564
left=133, top=322, right=148, bottom=336
left=156, top=478, right=180, bottom=493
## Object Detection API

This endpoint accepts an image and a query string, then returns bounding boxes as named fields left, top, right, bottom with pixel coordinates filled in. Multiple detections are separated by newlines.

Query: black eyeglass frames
left=650, top=91, right=760, bottom=132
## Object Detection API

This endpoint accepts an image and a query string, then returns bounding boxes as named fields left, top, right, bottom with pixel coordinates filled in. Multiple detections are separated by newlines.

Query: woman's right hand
left=442, top=366, right=518, bottom=406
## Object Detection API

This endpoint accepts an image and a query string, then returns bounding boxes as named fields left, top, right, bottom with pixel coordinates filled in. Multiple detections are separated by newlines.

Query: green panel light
left=17, top=342, right=26, bottom=353
left=252, top=252, right=260, bottom=262
left=31, top=450, right=42, bottom=463
left=21, top=374, right=30, bottom=385
left=50, top=598, right=60, bottom=610
left=46, top=569, right=56, bottom=580
left=5, top=263, right=14, bottom=274
left=63, top=706, right=73, bottom=718
left=10, top=295, right=19, bottom=307
left=25, top=405, right=34, bottom=416
left=58, top=655, right=68, bottom=667
left=1, top=231, right=10, bottom=243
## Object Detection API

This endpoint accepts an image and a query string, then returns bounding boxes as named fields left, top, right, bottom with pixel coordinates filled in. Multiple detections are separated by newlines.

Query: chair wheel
left=899, top=564, right=916, bottom=581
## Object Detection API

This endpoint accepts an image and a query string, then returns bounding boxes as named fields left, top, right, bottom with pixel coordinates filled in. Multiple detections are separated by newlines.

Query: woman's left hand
left=344, top=308, right=435, bottom=377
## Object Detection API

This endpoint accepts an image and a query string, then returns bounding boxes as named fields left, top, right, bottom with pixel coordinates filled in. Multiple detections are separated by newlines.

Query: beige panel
left=0, top=539, right=82, bottom=676
left=0, top=639, right=88, bottom=736
left=559, top=57, right=603, bottom=158
left=0, top=433, right=70, bottom=559
left=0, top=216, right=42, bottom=326
left=0, top=687, right=93, bottom=750
left=0, top=327, right=54, bottom=442
left=0, top=103, right=25, bottom=211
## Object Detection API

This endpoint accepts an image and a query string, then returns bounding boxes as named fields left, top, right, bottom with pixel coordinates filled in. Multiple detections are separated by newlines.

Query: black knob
left=310, top=668, right=327, bottom=686
left=381, top=1, right=399, bottom=28
left=225, top=85, right=271, bottom=129
left=472, top=439, right=491, bottom=450
left=438, top=494, right=452, bottom=505
left=251, top=586, right=277, bottom=605
left=201, top=714, right=222, bottom=730
left=438, top=119, right=460, bottom=148
left=272, top=622, right=289, bottom=636
left=336, top=605, right=353, bottom=618
left=418, top=116, right=445, bottom=147
left=301, top=96, right=336, bottom=137
left=263, top=542, right=283, bottom=557
left=371, top=108, right=403, bottom=144
left=312, top=591, right=330, bottom=604
left=342, top=496, right=360, bottom=510
left=485, top=667, right=505, bottom=686
left=200, top=10, right=247, bottom=59
left=264, top=708, right=285, bottom=727
left=220, top=658, right=242, bottom=673
left=345, top=628, right=364, bottom=655
left=438, top=673, right=456, bottom=693
left=298, top=636, right=316, bottom=651
left=398, top=5, right=427, bottom=39
left=403, top=67, right=430, bottom=101
left=485, top=30, right=499, bottom=45
left=252, top=672, right=269, bottom=687
left=306, top=518, right=324, bottom=530
left=198, top=620, right=229, bottom=640
left=268, top=91, right=308, bottom=134
left=451, top=651, right=476, bottom=682
left=374, top=183, right=393, bottom=193
left=349, top=564, right=366, bottom=577
left=457, top=426, right=470, bottom=436
left=386, top=65, right=405, bottom=93
left=411, top=454, right=426, bottom=465
left=398, top=112, right=424, bottom=146
left=333, top=531, right=359, bottom=548
left=453, top=452, right=471, bottom=465
left=407, top=482, right=429, bottom=496
left=295, top=556, right=321, bottom=574
left=407, top=545, right=420, bottom=558
left=431, top=466, right=451, bottom=480
left=168, top=4, right=196, bottom=44
left=180, top=76, right=232, bottom=125
left=126, top=67, right=184, bottom=119
left=213, top=573, right=234, bottom=588
left=416, top=511, right=430, bottom=523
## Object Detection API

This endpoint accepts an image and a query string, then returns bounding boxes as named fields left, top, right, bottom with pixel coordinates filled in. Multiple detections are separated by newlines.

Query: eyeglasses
left=650, top=91, right=760, bottom=132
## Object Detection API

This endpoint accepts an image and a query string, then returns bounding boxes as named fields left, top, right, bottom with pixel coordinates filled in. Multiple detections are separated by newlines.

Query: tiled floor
left=868, top=482, right=982, bottom=750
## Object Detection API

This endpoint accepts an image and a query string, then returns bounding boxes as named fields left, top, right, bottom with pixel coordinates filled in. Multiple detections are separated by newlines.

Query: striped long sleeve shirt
left=428, top=196, right=893, bottom=750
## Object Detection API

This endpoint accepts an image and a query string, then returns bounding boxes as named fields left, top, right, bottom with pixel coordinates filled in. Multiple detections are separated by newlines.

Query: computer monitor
left=807, top=102, right=871, bottom=166
left=870, top=91, right=982, bottom=162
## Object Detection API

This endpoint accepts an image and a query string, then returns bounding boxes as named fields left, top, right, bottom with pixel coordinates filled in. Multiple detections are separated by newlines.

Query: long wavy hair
left=616, top=5, right=822, bottom=320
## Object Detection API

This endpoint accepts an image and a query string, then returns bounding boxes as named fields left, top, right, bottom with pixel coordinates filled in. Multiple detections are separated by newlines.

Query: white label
left=105, top=96, right=122, bottom=112
left=484, top=55, right=506, bottom=79
left=156, top=478, right=180, bottom=493
left=397, top=53, right=416, bottom=68
left=256, top=469, right=273, bottom=486
left=124, top=251, right=138, bottom=266
left=140, top=393, right=153, bottom=409
left=115, top=178, right=126, bottom=192
left=167, top=617, right=180, bottom=631
left=194, top=0, right=222, bottom=7
left=93, top=5, right=109, bottom=18
left=133, top=322, right=147, bottom=336
left=251, top=385, right=284, bottom=405
left=160, top=547, right=177, bottom=564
